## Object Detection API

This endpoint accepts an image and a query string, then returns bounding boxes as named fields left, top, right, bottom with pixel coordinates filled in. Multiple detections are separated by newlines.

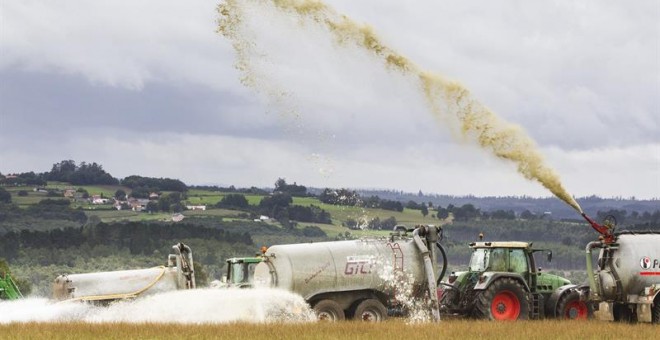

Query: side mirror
left=547, top=251, right=553, bottom=263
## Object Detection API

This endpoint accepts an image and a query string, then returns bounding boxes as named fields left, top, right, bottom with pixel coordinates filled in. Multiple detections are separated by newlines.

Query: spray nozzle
left=581, top=213, right=615, bottom=243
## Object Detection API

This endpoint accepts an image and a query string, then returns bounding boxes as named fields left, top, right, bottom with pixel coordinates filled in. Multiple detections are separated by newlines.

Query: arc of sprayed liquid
left=218, top=0, right=582, bottom=213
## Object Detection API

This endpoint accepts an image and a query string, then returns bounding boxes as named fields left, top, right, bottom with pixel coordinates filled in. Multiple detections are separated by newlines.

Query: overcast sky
left=1, top=0, right=658, bottom=200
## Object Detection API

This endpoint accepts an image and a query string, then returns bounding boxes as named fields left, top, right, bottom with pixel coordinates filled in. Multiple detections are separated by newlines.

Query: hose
left=435, top=241, right=448, bottom=286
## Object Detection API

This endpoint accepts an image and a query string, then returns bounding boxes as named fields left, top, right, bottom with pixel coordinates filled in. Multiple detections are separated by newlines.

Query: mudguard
left=473, top=272, right=530, bottom=292
left=546, top=284, right=582, bottom=317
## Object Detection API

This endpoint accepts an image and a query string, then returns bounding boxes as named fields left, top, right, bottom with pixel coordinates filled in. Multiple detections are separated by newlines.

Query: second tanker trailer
left=569, top=214, right=660, bottom=323
left=252, top=225, right=444, bottom=321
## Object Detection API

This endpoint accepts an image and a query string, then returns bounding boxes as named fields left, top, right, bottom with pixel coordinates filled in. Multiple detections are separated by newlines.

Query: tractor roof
left=226, top=257, right=262, bottom=264
left=469, top=241, right=530, bottom=249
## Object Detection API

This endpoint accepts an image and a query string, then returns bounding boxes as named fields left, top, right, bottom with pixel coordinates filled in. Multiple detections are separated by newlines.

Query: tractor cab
left=225, top=257, right=262, bottom=288
left=468, top=242, right=535, bottom=274
left=465, top=242, right=568, bottom=295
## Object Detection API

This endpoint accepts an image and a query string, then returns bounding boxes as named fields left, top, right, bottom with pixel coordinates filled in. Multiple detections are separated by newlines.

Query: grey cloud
left=0, top=70, right=277, bottom=140
left=0, top=0, right=657, bottom=198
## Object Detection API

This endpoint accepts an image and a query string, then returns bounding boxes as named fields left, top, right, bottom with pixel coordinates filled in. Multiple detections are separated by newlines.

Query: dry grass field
left=1, top=320, right=657, bottom=340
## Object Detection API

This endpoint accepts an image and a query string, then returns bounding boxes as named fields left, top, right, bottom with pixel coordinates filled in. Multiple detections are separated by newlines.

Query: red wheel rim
left=491, top=291, right=520, bottom=320
left=564, top=301, right=588, bottom=319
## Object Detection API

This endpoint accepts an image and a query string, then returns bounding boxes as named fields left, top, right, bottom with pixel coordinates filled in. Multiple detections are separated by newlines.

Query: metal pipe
left=172, top=243, right=196, bottom=289
left=413, top=227, right=440, bottom=322
left=585, top=241, right=601, bottom=300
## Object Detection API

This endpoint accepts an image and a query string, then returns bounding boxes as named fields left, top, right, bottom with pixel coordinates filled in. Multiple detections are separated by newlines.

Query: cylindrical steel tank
left=597, top=232, right=660, bottom=300
left=52, top=267, right=178, bottom=301
left=253, top=236, right=427, bottom=302
left=52, top=243, right=195, bottom=302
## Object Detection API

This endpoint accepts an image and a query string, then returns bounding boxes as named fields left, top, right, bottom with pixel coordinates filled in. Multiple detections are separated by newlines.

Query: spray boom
left=581, top=213, right=615, bottom=244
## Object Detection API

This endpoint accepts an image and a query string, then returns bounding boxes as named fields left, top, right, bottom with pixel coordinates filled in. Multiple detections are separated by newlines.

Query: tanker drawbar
left=52, top=243, right=195, bottom=303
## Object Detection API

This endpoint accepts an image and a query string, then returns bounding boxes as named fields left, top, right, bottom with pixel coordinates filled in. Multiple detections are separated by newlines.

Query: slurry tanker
left=571, top=214, right=660, bottom=323
left=52, top=243, right=195, bottom=303
left=252, top=225, right=445, bottom=321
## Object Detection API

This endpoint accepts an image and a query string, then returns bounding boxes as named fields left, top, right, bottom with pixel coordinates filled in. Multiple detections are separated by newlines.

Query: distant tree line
left=431, top=203, right=660, bottom=227
left=0, top=198, right=87, bottom=223
left=319, top=189, right=404, bottom=212
left=0, top=221, right=253, bottom=260
left=274, top=178, right=309, bottom=197
left=0, top=172, right=46, bottom=186
left=121, top=175, right=187, bottom=193
left=1, top=160, right=188, bottom=193
left=47, top=160, right=118, bottom=185
left=344, top=216, right=398, bottom=230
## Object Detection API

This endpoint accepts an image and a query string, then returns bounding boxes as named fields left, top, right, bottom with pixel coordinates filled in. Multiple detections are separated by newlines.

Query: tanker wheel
left=613, top=304, right=634, bottom=323
left=313, top=299, right=345, bottom=321
left=439, top=284, right=458, bottom=308
left=652, top=298, right=660, bottom=324
left=557, top=291, right=591, bottom=320
left=353, top=299, right=388, bottom=322
left=475, top=278, right=529, bottom=321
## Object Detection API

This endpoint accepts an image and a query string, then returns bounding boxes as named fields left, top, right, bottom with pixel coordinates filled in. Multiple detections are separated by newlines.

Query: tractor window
left=230, top=262, right=246, bottom=284
left=469, top=249, right=489, bottom=272
left=509, top=249, right=528, bottom=273
left=246, top=263, right=258, bottom=283
left=489, top=248, right=507, bottom=271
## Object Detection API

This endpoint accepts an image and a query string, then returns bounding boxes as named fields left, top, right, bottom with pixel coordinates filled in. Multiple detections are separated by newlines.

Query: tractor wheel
left=438, top=286, right=458, bottom=312
left=313, top=299, right=345, bottom=321
left=475, top=278, right=529, bottom=321
left=557, top=291, right=591, bottom=320
left=353, top=299, right=388, bottom=322
left=652, top=298, right=660, bottom=324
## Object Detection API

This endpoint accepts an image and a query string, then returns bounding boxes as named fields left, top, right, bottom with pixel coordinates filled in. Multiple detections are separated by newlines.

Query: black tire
left=652, top=298, right=660, bottom=324
left=613, top=304, right=634, bottom=323
left=353, top=299, right=387, bottom=322
left=474, top=277, right=530, bottom=321
left=313, top=299, right=345, bottom=321
left=438, top=285, right=458, bottom=311
left=556, top=291, right=592, bottom=320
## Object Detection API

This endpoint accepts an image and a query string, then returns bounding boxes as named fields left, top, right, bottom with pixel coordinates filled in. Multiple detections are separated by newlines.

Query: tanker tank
left=52, top=243, right=195, bottom=303
left=586, top=231, right=660, bottom=323
left=253, top=225, right=442, bottom=321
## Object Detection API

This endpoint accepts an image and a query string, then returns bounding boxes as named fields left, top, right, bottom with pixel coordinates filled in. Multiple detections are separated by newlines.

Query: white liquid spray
left=0, top=289, right=315, bottom=324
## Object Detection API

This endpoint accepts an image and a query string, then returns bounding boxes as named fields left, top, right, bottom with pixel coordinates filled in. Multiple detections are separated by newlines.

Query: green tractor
left=439, top=241, right=589, bottom=320
left=0, top=272, right=23, bottom=300
left=224, top=256, right=262, bottom=288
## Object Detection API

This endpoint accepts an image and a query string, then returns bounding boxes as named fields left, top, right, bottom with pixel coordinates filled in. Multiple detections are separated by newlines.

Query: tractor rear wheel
left=353, top=299, right=387, bottom=322
left=652, top=298, right=660, bottom=324
left=313, top=299, right=345, bottom=321
left=557, top=291, right=591, bottom=320
left=475, top=278, right=529, bottom=321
